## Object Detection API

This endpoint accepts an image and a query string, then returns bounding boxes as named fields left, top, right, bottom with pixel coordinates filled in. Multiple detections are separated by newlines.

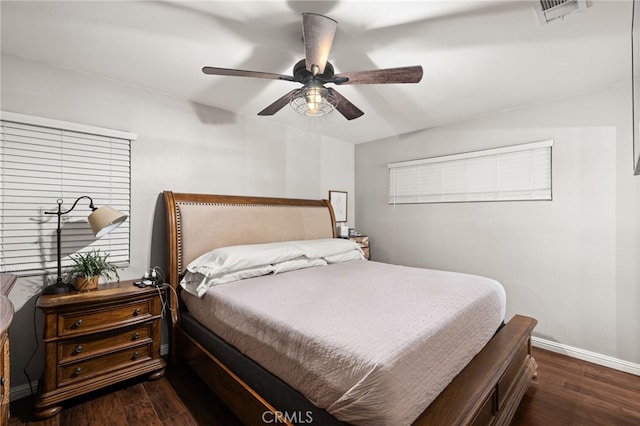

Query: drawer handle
left=133, top=308, right=141, bottom=316
left=74, top=367, right=82, bottom=376
left=132, top=351, right=140, bottom=360
left=0, top=376, right=4, bottom=387
left=73, top=319, right=83, bottom=328
left=132, top=332, right=140, bottom=340
left=74, top=345, right=83, bottom=354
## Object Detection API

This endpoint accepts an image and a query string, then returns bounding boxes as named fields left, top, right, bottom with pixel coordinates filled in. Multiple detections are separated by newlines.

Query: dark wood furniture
left=164, top=190, right=538, bottom=426
left=1, top=274, right=17, bottom=424
left=35, top=280, right=166, bottom=419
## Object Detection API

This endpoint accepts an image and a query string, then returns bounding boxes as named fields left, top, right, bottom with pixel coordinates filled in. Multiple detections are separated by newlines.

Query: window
left=0, top=112, right=134, bottom=275
left=388, top=140, right=552, bottom=204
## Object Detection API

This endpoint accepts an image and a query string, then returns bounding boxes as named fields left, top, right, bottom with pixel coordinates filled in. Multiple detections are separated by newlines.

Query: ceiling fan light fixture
left=290, top=85, right=338, bottom=116
left=203, top=14, right=422, bottom=120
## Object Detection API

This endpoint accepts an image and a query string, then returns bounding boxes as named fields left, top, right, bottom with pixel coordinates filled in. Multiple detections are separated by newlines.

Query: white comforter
left=182, top=260, right=506, bottom=425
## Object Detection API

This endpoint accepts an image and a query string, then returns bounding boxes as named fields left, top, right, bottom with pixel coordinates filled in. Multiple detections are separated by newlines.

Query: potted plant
left=68, top=249, right=120, bottom=291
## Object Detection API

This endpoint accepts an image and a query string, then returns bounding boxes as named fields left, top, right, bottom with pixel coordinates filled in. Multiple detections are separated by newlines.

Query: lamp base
left=42, top=282, right=73, bottom=295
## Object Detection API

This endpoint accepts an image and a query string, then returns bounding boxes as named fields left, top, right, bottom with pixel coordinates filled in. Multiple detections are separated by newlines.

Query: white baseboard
left=532, top=337, right=640, bottom=376
left=11, top=343, right=171, bottom=402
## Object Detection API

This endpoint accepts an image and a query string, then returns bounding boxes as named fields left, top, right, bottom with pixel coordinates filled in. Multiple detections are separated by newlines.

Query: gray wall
left=2, top=53, right=355, bottom=390
left=356, top=84, right=640, bottom=365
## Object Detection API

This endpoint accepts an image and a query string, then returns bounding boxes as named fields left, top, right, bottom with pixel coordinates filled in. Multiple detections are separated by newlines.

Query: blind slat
left=1, top=114, right=133, bottom=276
left=389, top=140, right=553, bottom=204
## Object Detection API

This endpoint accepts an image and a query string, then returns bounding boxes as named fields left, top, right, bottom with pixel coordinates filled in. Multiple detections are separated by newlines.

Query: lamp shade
left=88, top=206, right=128, bottom=238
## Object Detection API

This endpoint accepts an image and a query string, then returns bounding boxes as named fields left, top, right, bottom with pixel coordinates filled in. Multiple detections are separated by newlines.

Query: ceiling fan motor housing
left=293, top=59, right=335, bottom=84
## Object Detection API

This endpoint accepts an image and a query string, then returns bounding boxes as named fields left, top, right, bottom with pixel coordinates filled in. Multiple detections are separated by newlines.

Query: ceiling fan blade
left=302, top=13, right=337, bottom=75
left=257, top=89, right=299, bottom=116
left=329, top=88, right=364, bottom=120
left=202, top=66, right=295, bottom=82
left=333, top=65, right=423, bottom=85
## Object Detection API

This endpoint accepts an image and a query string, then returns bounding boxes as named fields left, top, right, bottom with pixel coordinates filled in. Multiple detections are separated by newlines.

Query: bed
left=164, top=191, right=537, bottom=426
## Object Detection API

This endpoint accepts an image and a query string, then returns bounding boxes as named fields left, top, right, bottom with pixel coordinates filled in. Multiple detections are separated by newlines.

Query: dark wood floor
left=9, top=347, right=640, bottom=425
left=513, top=348, right=640, bottom=425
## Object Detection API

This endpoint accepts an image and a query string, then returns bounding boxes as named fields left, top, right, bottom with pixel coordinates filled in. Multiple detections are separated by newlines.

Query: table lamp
left=43, top=196, right=128, bottom=294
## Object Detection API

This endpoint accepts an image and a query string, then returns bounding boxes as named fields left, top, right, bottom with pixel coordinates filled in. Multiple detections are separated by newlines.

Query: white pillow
left=290, top=238, right=363, bottom=259
left=183, top=239, right=363, bottom=296
left=187, top=241, right=305, bottom=278
left=324, top=250, right=365, bottom=264
left=181, top=265, right=275, bottom=297
left=272, top=257, right=327, bottom=274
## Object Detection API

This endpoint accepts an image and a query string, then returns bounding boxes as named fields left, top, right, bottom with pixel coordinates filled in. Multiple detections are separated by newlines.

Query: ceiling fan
left=202, top=13, right=423, bottom=120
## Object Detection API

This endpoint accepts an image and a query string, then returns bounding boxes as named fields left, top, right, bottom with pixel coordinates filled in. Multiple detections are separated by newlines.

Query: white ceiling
left=0, top=0, right=632, bottom=144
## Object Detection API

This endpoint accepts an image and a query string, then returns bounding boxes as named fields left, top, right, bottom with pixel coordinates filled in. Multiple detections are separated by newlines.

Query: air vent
left=534, top=0, right=589, bottom=24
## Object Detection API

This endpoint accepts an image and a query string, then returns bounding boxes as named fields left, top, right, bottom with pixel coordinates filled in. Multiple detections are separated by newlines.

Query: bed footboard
left=176, top=314, right=536, bottom=426
left=413, top=314, right=538, bottom=425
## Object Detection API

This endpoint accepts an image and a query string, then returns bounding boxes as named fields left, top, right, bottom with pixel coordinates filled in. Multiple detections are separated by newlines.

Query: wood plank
left=574, top=393, right=640, bottom=426
left=143, top=376, right=189, bottom=421
left=161, top=412, right=198, bottom=426
left=563, top=376, right=640, bottom=413
left=582, top=362, right=640, bottom=393
left=116, top=382, right=149, bottom=406
left=121, top=400, right=162, bottom=426
left=513, top=347, right=640, bottom=425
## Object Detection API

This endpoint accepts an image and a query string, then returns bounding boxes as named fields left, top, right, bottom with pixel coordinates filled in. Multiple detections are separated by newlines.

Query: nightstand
left=35, top=280, right=166, bottom=419
left=349, top=235, right=370, bottom=260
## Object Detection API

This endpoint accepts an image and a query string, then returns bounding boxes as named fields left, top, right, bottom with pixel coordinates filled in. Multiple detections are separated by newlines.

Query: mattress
left=181, top=260, right=506, bottom=425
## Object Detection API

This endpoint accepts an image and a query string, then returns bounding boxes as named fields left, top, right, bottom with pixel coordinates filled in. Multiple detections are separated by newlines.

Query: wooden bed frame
left=164, top=191, right=537, bottom=425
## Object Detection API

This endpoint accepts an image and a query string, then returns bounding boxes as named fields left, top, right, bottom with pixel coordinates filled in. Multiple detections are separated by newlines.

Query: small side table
left=349, top=235, right=370, bottom=260
left=35, top=280, right=166, bottom=418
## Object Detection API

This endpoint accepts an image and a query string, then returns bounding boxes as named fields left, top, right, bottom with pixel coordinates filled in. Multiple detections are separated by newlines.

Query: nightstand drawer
left=58, top=299, right=153, bottom=337
left=58, top=324, right=152, bottom=363
left=58, top=343, right=152, bottom=387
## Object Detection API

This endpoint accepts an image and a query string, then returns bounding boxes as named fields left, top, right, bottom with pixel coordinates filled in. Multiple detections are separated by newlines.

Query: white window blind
left=388, top=140, right=553, bottom=204
left=0, top=112, right=134, bottom=276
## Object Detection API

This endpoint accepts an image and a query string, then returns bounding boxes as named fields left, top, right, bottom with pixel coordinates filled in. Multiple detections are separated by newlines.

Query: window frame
left=388, top=140, right=553, bottom=205
left=0, top=111, right=135, bottom=276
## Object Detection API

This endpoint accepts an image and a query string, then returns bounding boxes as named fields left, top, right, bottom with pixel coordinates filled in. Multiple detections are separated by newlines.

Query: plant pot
left=73, top=276, right=99, bottom=291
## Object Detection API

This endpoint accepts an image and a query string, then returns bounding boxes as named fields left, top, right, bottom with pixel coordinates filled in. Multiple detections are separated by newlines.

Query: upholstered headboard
left=163, top=191, right=336, bottom=287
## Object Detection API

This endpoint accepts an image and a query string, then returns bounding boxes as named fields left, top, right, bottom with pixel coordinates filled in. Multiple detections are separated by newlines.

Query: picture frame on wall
left=329, top=190, right=348, bottom=222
